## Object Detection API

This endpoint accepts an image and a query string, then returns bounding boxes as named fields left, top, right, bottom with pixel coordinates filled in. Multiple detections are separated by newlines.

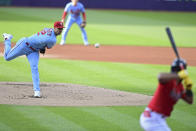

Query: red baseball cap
left=54, top=21, right=64, bottom=28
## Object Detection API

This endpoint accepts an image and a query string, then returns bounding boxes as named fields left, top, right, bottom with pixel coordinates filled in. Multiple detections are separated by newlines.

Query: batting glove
left=184, top=77, right=193, bottom=90
left=178, top=70, right=188, bottom=80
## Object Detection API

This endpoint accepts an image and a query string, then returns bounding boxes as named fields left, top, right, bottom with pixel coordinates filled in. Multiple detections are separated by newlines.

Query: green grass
left=0, top=57, right=196, bottom=130
left=1, top=57, right=196, bottom=95
left=0, top=7, right=196, bottom=131
left=0, top=57, right=189, bottom=95
left=0, top=103, right=196, bottom=131
left=0, top=7, right=196, bottom=47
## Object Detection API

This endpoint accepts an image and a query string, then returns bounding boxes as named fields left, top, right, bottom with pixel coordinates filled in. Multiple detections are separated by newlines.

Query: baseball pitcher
left=60, top=0, right=89, bottom=46
left=2, top=21, right=64, bottom=98
left=140, top=58, right=194, bottom=131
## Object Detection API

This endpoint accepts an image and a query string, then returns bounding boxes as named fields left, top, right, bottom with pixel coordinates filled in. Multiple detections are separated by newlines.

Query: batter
left=140, top=58, right=194, bottom=131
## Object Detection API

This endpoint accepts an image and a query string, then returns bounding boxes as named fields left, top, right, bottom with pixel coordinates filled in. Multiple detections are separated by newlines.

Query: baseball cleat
left=60, top=40, right=65, bottom=45
left=84, top=42, right=89, bottom=46
left=2, top=33, right=13, bottom=41
left=34, top=91, right=41, bottom=98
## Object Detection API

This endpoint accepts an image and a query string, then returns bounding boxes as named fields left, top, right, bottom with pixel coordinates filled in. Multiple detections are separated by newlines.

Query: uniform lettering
left=37, top=29, right=52, bottom=36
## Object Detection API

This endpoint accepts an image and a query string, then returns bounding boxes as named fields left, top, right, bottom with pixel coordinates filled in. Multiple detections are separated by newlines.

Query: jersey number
left=37, top=29, right=52, bottom=36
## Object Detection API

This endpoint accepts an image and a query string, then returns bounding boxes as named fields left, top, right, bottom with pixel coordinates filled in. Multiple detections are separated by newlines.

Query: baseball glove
left=40, top=48, right=46, bottom=55
left=80, top=21, right=86, bottom=28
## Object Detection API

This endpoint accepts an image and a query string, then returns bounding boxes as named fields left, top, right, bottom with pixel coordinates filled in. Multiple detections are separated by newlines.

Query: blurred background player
left=2, top=21, right=64, bottom=98
left=60, top=0, right=89, bottom=46
left=140, top=58, right=193, bottom=131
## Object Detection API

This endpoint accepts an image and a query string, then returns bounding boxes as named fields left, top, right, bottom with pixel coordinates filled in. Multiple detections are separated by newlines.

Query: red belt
left=26, top=42, right=36, bottom=51
left=144, top=108, right=166, bottom=118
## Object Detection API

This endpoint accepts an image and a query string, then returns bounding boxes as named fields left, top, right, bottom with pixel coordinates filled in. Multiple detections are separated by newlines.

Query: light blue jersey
left=61, top=1, right=88, bottom=45
left=27, top=28, right=56, bottom=50
left=64, top=2, right=85, bottom=19
left=4, top=28, right=57, bottom=92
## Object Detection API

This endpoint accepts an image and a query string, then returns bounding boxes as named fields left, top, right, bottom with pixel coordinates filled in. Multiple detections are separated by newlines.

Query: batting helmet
left=171, top=58, right=187, bottom=72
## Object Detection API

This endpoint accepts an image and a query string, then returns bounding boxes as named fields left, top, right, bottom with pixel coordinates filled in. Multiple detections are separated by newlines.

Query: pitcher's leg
left=4, top=40, right=12, bottom=60
left=3, top=33, right=13, bottom=60
left=4, top=38, right=26, bottom=61
left=27, top=52, right=40, bottom=93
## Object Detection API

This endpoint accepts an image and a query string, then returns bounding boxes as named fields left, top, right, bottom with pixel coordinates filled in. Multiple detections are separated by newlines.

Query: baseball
left=94, top=43, right=100, bottom=48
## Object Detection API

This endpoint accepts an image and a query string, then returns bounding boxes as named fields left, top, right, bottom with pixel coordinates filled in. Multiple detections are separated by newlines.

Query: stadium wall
left=2, top=0, right=196, bottom=11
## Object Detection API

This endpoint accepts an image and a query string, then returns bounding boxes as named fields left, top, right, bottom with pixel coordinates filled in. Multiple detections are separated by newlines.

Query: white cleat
left=84, top=42, right=89, bottom=46
left=34, top=91, right=41, bottom=98
left=60, top=40, right=65, bottom=45
left=2, top=33, right=13, bottom=41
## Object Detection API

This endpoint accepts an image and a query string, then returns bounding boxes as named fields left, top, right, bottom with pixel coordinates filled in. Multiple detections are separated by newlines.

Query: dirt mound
left=0, top=82, right=152, bottom=106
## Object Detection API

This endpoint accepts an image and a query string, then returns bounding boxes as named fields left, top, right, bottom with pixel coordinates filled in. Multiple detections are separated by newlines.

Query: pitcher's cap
left=54, top=21, right=64, bottom=28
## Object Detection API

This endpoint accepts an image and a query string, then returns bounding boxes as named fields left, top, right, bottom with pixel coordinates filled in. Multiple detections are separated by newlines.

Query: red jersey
left=148, top=80, right=185, bottom=116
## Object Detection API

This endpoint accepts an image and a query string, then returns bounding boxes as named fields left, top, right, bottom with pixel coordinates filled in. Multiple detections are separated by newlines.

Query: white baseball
left=94, top=43, right=100, bottom=48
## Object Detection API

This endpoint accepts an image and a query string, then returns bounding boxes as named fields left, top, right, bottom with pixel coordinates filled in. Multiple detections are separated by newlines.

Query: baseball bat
left=166, top=27, right=180, bottom=59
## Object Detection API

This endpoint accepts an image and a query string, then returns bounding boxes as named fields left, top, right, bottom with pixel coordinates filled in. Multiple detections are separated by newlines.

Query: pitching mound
left=0, top=82, right=152, bottom=106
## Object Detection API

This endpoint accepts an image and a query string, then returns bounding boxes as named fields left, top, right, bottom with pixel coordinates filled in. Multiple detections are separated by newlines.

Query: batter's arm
left=182, top=77, right=194, bottom=104
left=181, top=90, right=193, bottom=104
left=158, top=73, right=180, bottom=84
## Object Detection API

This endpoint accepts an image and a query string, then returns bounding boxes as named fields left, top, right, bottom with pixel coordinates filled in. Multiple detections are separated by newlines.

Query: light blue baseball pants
left=61, top=16, right=88, bottom=45
left=4, top=38, right=40, bottom=91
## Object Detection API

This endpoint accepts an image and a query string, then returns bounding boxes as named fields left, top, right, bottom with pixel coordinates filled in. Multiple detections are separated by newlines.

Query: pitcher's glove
left=80, top=21, right=86, bottom=28
left=40, top=48, right=46, bottom=55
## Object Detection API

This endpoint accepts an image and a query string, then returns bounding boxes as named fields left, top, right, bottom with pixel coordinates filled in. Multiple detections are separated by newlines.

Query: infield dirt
left=0, top=82, right=152, bottom=106
left=0, top=44, right=195, bottom=106
left=1, top=44, right=196, bottom=66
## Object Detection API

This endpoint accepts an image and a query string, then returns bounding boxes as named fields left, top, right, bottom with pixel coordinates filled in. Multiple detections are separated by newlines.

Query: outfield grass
left=0, top=7, right=196, bottom=131
left=0, top=7, right=196, bottom=47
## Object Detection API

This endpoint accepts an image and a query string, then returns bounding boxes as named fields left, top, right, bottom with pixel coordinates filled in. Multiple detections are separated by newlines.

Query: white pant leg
left=140, top=109, right=171, bottom=131
left=26, top=52, right=40, bottom=91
